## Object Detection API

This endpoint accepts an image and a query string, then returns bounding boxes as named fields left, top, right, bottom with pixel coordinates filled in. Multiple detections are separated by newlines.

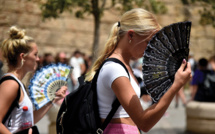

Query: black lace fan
left=142, top=21, right=192, bottom=103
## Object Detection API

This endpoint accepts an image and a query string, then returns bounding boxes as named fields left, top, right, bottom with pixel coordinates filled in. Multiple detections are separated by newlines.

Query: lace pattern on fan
left=142, top=21, right=191, bottom=102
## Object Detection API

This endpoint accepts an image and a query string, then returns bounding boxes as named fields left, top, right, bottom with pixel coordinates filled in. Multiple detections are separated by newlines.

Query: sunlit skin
left=130, top=32, right=156, bottom=60
left=23, top=43, right=40, bottom=72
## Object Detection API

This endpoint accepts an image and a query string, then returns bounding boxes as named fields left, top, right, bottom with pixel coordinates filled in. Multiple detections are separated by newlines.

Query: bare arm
left=33, top=86, right=67, bottom=124
left=0, top=80, right=20, bottom=134
left=112, top=60, right=191, bottom=132
left=191, top=85, right=198, bottom=100
left=33, top=101, right=52, bottom=124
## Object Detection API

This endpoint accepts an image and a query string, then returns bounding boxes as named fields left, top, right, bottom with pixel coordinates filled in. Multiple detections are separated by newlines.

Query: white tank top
left=3, top=73, right=34, bottom=133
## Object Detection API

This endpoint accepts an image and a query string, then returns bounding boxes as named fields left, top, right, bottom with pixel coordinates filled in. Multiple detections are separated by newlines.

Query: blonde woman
left=0, top=26, right=67, bottom=134
left=85, top=8, right=191, bottom=134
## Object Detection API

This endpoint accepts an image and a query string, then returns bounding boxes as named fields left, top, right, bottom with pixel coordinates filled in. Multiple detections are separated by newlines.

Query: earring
left=21, top=59, right=25, bottom=66
left=17, top=59, right=24, bottom=69
left=129, top=40, right=131, bottom=44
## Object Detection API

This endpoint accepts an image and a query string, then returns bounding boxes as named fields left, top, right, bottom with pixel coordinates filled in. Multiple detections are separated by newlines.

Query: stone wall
left=186, top=101, right=215, bottom=134
left=0, top=0, right=214, bottom=60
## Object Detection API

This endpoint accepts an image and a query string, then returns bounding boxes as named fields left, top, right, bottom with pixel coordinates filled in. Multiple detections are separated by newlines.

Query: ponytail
left=85, top=22, right=121, bottom=81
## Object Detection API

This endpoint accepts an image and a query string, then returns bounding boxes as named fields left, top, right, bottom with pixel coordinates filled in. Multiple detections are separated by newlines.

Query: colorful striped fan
left=142, top=21, right=192, bottom=103
left=28, top=63, right=72, bottom=110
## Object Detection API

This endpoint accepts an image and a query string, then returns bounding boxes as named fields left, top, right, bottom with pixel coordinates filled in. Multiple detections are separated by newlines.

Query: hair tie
left=117, top=21, right=120, bottom=27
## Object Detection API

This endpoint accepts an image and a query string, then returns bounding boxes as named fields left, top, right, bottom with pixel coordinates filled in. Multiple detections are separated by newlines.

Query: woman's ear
left=17, top=53, right=26, bottom=68
left=19, top=53, right=26, bottom=62
left=127, top=30, right=135, bottom=40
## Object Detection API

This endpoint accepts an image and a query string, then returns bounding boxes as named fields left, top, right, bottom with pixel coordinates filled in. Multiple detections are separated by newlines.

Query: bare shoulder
left=0, top=79, right=19, bottom=100
left=0, top=79, right=20, bottom=120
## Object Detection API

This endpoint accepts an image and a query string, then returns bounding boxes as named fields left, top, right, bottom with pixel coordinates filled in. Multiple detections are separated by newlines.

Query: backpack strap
left=92, top=58, right=130, bottom=133
left=0, top=76, right=21, bottom=124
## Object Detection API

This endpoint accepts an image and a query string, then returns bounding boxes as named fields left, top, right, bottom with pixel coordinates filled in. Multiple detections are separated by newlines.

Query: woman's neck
left=8, top=68, right=26, bottom=80
left=112, top=49, right=130, bottom=64
left=111, top=50, right=135, bottom=78
left=113, top=36, right=132, bottom=65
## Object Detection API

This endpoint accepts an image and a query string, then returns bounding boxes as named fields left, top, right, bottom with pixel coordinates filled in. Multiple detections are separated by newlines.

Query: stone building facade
left=0, top=0, right=214, bottom=61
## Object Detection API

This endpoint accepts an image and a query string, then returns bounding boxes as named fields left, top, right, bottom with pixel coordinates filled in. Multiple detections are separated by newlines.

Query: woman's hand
left=33, top=86, right=68, bottom=124
left=173, top=59, right=192, bottom=91
left=53, top=86, right=68, bottom=103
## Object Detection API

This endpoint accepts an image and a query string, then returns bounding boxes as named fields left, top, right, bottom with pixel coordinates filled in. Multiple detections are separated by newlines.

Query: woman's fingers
left=174, top=60, right=192, bottom=88
left=55, top=86, right=68, bottom=100
left=178, top=59, right=187, bottom=72
left=28, top=128, right=32, bottom=134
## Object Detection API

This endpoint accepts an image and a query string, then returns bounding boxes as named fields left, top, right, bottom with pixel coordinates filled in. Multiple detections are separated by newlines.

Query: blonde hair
left=85, top=8, right=161, bottom=81
left=1, top=26, right=34, bottom=67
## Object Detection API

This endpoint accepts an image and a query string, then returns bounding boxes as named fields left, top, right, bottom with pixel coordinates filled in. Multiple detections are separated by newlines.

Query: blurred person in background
left=42, top=53, right=54, bottom=66
left=69, top=50, right=84, bottom=91
left=190, top=58, right=209, bottom=101
left=55, top=52, right=68, bottom=65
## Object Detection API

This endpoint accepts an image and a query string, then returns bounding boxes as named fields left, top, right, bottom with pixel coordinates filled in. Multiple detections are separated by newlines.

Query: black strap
left=92, top=58, right=130, bottom=133
left=0, top=76, right=21, bottom=124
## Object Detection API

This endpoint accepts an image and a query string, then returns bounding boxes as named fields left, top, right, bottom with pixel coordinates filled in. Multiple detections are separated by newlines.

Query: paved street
left=145, top=99, right=188, bottom=134
left=36, top=91, right=191, bottom=134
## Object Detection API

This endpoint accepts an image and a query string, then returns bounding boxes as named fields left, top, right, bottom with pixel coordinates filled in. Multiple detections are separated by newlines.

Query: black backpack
left=195, top=71, right=215, bottom=102
left=56, top=58, right=130, bottom=134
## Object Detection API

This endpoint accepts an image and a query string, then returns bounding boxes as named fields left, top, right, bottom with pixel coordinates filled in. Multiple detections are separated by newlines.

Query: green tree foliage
left=40, top=0, right=167, bottom=19
left=181, top=0, right=215, bottom=27
left=38, top=0, right=167, bottom=61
